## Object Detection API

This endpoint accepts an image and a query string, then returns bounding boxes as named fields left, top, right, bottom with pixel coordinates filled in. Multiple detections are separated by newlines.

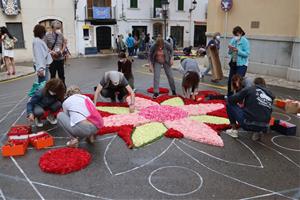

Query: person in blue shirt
left=227, top=26, right=250, bottom=96
left=126, top=33, right=135, bottom=56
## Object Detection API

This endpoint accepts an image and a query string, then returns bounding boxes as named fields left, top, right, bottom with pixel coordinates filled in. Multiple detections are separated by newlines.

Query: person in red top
left=118, top=52, right=134, bottom=89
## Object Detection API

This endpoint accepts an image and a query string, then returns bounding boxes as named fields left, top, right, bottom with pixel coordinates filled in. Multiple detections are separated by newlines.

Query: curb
left=0, top=72, right=35, bottom=83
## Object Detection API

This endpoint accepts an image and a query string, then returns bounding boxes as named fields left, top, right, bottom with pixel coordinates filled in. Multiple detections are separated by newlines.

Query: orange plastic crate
left=1, top=142, right=28, bottom=157
left=31, top=135, right=54, bottom=150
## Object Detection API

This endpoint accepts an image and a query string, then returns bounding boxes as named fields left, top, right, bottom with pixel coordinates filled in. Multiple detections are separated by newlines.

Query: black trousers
left=49, top=60, right=65, bottom=85
left=101, top=87, right=128, bottom=102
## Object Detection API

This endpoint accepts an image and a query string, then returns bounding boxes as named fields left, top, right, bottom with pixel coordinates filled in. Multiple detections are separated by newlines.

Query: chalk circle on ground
left=272, top=112, right=291, bottom=122
left=148, top=166, right=203, bottom=196
left=272, top=135, right=300, bottom=152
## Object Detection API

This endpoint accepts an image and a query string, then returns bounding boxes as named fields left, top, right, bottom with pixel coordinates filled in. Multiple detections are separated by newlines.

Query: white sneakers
left=46, top=115, right=57, bottom=125
left=225, top=129, right=239, bottom=138
left=34, top=118, right=44, bottom=128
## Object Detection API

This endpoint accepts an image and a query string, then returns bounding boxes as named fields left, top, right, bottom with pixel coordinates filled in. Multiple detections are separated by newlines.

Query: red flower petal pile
left=164, top=128, right=184, bottom=138
left=147, top=87, right=169, bottom=94
left=39, top=148, right=91, bottom=175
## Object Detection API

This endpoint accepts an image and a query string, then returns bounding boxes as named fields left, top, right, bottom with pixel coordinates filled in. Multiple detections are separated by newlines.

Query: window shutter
left=178, top=0, right=184, bottom=11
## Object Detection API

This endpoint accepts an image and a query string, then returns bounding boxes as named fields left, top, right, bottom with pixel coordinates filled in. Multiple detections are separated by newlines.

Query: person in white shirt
left=58, top=86, right=103, bottom=147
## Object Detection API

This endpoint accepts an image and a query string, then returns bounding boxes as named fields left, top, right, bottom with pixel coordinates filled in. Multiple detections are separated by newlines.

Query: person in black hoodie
left=225, top=77, right=274, bottom=141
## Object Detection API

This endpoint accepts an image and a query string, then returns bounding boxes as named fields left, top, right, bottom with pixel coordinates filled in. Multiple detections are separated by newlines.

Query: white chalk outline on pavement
left=10, top=157, right=45, bottom=200
left=0, top=173, right=112, bottom=200
left=0, top=108, right=26, bottom=145
left=174, top=142, right=294, bottom=200
left=0, top=189, right=6, bottom=200
left=272, top=112, right=292, bottom=122
left=240, top=187, right=300, bottom=200
left=104, top=136, right=174, bottom=176
left=0, top=95, right=27, bottom=124
left=178, top=139, right=263, bottom=168
left=148, top=165, right=203, bottom=196
left=271, top=135, right=300, bottom=152
left=258, top=142, right=300, bottom=168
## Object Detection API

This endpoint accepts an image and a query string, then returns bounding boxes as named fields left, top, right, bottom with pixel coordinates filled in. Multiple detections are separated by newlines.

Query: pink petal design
left=126, top=96, right=159, bottom=111
left=104, top=113, right=151, bottom=127
left=164, top=118, right=224, bottom=147
left=179, top=103, right=224, bottom=116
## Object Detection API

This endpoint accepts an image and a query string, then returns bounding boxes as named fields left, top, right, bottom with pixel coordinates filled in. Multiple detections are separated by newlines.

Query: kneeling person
left=94, top=71, right=135, bottom=112
left=179, top=58, right=201, bottom=100
left=226, top=78, right=274, bottom=141
left=58, top=86, right=103, bottom=147
left=27, top=78, right=65, bottom=127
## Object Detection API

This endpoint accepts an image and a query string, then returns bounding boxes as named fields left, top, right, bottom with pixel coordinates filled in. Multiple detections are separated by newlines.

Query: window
left=178, top=0, right=184, bottom=11
left=6, top=23, right=25, bottom=48
left=130, top=0, right=138, bottom=8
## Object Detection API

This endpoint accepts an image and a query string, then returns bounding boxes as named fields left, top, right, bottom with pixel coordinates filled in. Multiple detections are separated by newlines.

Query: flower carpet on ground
left=96, top=91, right=230, bottom=148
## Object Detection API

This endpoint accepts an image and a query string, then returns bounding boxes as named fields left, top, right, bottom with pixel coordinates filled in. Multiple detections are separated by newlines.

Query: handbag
left=3, top=36, right=15, bottom=50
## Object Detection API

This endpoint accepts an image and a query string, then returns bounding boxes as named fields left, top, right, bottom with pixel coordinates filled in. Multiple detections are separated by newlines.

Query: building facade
left=0, top=0, right=76, bottom=62
left=207, top=0, right=300, bottom=81
left=75, top=0, right=208, bottom=55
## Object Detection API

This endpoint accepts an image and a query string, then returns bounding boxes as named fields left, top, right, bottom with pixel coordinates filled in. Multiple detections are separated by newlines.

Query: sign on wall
left=221, top=0, right=233, bottom=12
left=0, top=0, right=20, bottom=15
left=93, top=7, right=111, bottom=19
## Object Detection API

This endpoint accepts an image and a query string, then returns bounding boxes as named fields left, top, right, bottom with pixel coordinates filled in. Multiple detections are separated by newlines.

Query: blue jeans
left=226, top=103, right=268, bottom=132
left=34, top=65, right=49, bottom=83
left=128, top=47, right=134, bottom=56
left=227, top=65, right=247, bottom=96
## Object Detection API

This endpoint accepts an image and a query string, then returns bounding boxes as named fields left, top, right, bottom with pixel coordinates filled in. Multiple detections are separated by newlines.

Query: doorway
left=132, top=26, right=147, bottom=39
left=170, top=26, right=184, bottom=47
left=194, top=25, right=207, bottom=47
left=96, top=26, right=111, bottom=51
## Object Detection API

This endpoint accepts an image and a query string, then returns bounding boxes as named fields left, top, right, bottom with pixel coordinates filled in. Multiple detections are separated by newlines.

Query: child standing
left=118, top=52, right=134, bottom=89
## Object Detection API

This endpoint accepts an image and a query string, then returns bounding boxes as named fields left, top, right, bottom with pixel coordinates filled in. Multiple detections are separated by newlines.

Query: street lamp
left=161, top=0, right=169, bottom=40
left=189, top=0, right=197, bottom=46
left=189, top=0, right=197, bottom=12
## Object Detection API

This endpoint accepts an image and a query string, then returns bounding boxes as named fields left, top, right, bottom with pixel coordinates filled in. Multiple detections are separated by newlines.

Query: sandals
left=66, top=138, right=79, bottom=148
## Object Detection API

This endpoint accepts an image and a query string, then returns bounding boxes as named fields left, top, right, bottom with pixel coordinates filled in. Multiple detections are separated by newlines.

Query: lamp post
left=161, top=0, right=169, bottom=40
left=189, top=0, right=197, bottom=46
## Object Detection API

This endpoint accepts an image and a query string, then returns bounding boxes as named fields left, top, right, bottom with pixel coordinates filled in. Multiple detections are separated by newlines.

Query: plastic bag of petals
left=7, top=125, right=32, bottom=136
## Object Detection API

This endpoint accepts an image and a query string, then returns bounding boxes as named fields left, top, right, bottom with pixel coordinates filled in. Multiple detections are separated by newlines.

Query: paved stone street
left=0, top=56, right=299, bottom=200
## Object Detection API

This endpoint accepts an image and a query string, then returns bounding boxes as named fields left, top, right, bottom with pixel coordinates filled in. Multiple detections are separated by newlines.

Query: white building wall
left=75, top=0, right=208, bottom=54
left=0, top=0, right=76, bottom=62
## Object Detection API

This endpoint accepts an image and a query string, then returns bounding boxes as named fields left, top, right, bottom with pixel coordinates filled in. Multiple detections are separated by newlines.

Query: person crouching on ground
left=57, top=86, right=103, bottom=147
left=179, top=58, right=201, bottom=100
left=225, top=77, right=274, bottom=141
left=27, top=78, right=65, bottom=127
left=94, top=71, right=135, bottom=112
left=118, top=52, right=134, bottom=89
